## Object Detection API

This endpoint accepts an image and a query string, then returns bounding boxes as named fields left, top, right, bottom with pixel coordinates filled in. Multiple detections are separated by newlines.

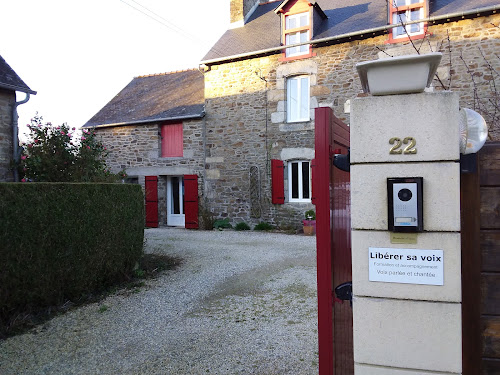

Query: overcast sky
left=1, top=0, right=229, bottom=138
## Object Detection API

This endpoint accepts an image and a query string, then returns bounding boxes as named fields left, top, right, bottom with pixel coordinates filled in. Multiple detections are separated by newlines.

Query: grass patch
left=1, top=253, right=182, bottom=340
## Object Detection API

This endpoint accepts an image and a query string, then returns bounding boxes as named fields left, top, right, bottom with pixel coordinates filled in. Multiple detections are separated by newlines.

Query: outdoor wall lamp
left=459, top=107, right=488, bottom=155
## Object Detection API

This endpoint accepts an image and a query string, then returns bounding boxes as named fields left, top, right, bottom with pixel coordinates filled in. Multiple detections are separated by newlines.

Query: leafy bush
left=213, top=218, right=232, bottom=230
left=18, top=115, right=125, bottom=182
left=254, top=221, right=273, bottom=231
left=235, top=222, right=251, bottom=231
left=0, top=183, right=144, bottom=338
left=305, top=209, right=316, bottom=220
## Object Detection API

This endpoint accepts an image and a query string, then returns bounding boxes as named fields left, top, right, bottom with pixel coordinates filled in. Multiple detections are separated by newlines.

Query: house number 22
left=389, top=137, right=417, bottom=154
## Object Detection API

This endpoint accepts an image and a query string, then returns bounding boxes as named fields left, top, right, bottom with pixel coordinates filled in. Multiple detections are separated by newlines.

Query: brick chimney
left=230, top=0, right=263, bottom=27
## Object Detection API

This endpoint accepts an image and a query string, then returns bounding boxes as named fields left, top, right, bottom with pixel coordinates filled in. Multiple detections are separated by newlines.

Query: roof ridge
left=136, top=68, right=200, bottom=78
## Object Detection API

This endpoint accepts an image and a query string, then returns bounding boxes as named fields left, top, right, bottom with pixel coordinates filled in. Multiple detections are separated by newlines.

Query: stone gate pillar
left=350, top=91, right=462, bottom=374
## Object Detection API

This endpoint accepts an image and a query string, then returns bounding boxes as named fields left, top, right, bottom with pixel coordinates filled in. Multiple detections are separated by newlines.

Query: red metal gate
left=314, top=107, right=352, bottom=375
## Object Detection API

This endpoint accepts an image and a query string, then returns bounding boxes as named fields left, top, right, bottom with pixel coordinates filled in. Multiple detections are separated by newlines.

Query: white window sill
left=288, top=199, right=312, bottom=203
left=286, top=119, right=310, bottom=124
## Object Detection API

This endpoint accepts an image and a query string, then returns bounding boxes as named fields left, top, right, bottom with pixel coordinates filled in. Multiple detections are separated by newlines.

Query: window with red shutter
left=161, top=123, right=183, bottom=157
left=288, top=160, right=311, bottom=202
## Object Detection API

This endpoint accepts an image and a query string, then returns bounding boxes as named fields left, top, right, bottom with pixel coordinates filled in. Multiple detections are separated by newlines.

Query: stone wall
left=204, top=55, right=319, bottom=229
left=94, top=119, right=205, bottom=226
left=432, top=16, right=500, bottom=141
left=0, top=89, right=14, bottom=182
left=203, top=14, right=500, bottom=229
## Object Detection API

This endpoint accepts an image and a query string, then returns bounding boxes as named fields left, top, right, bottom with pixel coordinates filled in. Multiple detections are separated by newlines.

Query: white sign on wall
left=368, top=247, right=444, bottom=286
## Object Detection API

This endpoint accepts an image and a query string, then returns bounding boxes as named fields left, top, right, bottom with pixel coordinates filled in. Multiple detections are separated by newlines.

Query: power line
left=118, top=0, right=226, bottom=57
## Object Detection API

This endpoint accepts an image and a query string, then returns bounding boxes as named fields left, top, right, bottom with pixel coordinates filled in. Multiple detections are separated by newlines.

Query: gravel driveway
left=0, top=228, right=318, bottom=375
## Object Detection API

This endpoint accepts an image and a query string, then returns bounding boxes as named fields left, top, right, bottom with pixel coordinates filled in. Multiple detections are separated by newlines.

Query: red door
left=314, top=107, right=352, bottom=375
left=184, top=174, right=199, bottom=229
left=145, top=176, right=159, bottom=228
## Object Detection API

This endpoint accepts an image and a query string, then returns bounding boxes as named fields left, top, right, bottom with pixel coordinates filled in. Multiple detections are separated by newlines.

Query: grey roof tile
left=202, top=0, right=500, bottom=62
left=204, top=2, right=281, bottom=60
left=84, top=69, right=204, bottom=128
left=0, top=55, right=36, bottom=94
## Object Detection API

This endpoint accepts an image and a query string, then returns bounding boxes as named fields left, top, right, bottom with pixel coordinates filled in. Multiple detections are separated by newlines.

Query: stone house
left=0, top=55, right=36, bottom=182
left=87, top=0, right=500, bottom=229
left=84, top=69, right=205, bottom=227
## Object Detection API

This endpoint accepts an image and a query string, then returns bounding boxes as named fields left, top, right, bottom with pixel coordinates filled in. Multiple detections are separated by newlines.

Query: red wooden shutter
left=161, top=123, right=183, bottom=157
left=271, top=159, right=285, bottom=204
left=311, top=158, right=316, bottom=205
left=184, top=174, right=199, bottom=229
left=145, top=176, right=158, bottom=228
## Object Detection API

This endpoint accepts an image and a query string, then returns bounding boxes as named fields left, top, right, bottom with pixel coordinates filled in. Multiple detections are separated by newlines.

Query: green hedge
left=0, top=183, right=144, bottom=330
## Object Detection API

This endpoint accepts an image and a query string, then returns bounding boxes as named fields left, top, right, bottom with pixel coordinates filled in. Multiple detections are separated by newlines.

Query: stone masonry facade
left=0, top=88, right=14, bottom=182
left=202, top=14, right=500, bottom=229
left=95, top=119, right=205, bottom=226
left=95, top=13, right=500, bottom=229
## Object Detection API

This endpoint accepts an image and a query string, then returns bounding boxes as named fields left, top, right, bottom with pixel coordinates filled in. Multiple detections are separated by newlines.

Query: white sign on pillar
left=368, top=247, right=444, bottom=285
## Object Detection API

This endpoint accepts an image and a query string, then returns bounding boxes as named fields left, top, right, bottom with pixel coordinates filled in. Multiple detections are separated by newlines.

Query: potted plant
left=303, top=209, right=316, bottom=235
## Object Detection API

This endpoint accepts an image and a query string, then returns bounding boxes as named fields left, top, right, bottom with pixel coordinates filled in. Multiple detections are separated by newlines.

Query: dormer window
left=275, top=0, right=327, bottom=61
left=388, top=0, right=428, bottom=43
left=284, top=12, right=310, bottom=57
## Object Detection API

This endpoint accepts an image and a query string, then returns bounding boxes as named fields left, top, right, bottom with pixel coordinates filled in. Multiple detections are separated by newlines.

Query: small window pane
left=394, top=11, right=406, bottom=23
left=409, top=10, right=422, bottom=32
left=410, top=9, right=422, bottom=20
left=393, top=12, right=406, bottom=36
left=299, top=31, right=309, bottom=53
left=172, top=177, right=180, bottom=214
left=291, top=162, right=299, bottom=199
left=302, top=162, right=310, bottom=199
left=299, top=14, right=308, bottom=27
left=300, top=31, right=308, bottom=42
left=300, top=77, right=309, bottom=119
left=288, top=78, right=298, bottom=121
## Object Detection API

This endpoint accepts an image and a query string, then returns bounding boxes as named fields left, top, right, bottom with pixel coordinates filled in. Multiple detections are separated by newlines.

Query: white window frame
left=285, top=12, right=309, bottom=30
left=284, top=12, right=310, bottom=58
left=288, top=160, right=311, bottom=202
left=287, top=76, right=310, bottom=123
left=390, top=0, right=426, bottom=39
